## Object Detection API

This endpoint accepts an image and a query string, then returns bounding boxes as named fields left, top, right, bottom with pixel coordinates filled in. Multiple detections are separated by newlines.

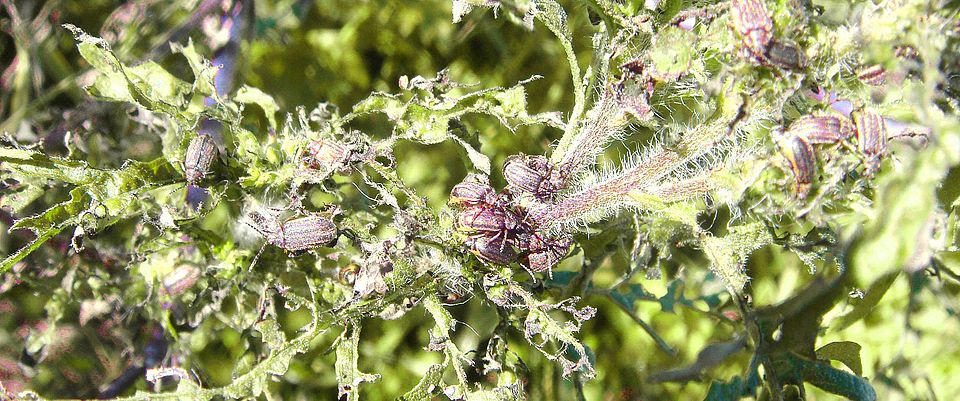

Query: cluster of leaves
left=0, top=0, right=959, bottom=400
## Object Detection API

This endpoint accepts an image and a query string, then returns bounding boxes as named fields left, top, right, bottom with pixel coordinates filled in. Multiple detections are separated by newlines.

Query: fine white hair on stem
left=557, top=91, right=633, bottom=175
left=535, top=92, right=777, bottom=232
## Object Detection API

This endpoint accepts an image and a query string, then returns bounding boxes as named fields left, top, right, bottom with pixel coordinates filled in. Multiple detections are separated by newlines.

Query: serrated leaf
left=658, top=279, right=684, bottom=313
left=348, top=77, right=555, bottom=146
left=0, top=149, right=178, bottom=274
left=815, top=341, right=863, bottom=376
left=254, top=319, right=287, bottom=349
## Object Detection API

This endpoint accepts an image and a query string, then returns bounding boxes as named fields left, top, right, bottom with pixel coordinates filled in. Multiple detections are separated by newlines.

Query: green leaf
left=702, top=222, right=773, bottom=292
left=65, top=24, right=194, bottom=119
left=348, top=76, right=555, bottom=146
left=0, top=149, right=178, bottom=274
left=794, top=356, right=877, bottom=401
left=335, top=324, right=380, bottom=401
left=648, top=26, right=698, bottom=80
left=0, top=184, right=43, bottom=212
left=815, top=341, right=863, bottom=376
left=535, top=0, right=586, bottom=163
left=171, top=39, right=218, bottom=98
left=0, top=225, right=65, bottom=275
left=703, top=376, right=747, bottom=401
left=398, top=361, right=447, bottom=401
left=235, top=85, right=280, bottom=131
left=702, top=356, right=761, bottom=401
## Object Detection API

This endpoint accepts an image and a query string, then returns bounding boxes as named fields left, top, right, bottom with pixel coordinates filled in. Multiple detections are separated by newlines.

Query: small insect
left=247, top=210, right=337, bottom=252
left=503, top=154, right=564, bottom=200
left=858, top=65, right=887, bottom=86
left=786, top=114, right=856, bottom=145
left=619, top=58, right=646, bottom=77
left=764, top=40, right=807, bottom=70
left=729, top=0, right=773, bottom=64
left=520, top=232, right=572, bottom=274
left=457, top=205, right=519, bottom=235
left=777, top=107, right=928, bottom=196
left=449, top=174, right=496, bottom=207
left=851, top=108, right=888, bottom=175
left=302, top=138, right=350, bottom=170
left=450, top=175, right=527, bottom=266
left=775, top=131, right=817, bottom=198
left=466, top=235, right=519, bottom=265
left=184, top=134, right=217, bottom=185
left=503, top=155, right=547, bottom=195
left=160, top=265, right=201, bottom=297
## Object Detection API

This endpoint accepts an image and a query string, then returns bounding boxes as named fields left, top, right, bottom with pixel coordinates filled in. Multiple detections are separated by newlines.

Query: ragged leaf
left=0, top=149, right=179, bottom=274
left=702, top=222, right=773, bottom=292
left=235, top=85, right=280, bottom=130
left=65, top=25, right=195, bottom=119
left=335, top=324, right=380, bottom=401
left=349, top=76, right=557, bottom=146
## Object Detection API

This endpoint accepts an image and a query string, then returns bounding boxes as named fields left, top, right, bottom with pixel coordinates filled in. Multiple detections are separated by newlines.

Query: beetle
left=184, top=134, right=217, bottom=185
left=457, top=205, right=519, bottom=234
left=503, top=154, right=566, bottom=201
left=858, top=65, right=886, bottom=86
left=247, top=211, right=337, bottom=252
left=786, top=114, right=856, bottom=145
left=466, top=235, right=519, bottom=265
left=520, top=232, right=571, bottom=274
left=851, top=108, right=888, bottom=175
left=449, top=174, right=497, bottom=207
left=764, top=40, right=807, bottom=70
left=302, top=138, right=350, bottom=170
left=775, top=131, right=817, bottom=198
left=503, top=155, right=546, bottom=195
left=728, top=0, right=773, bottom=64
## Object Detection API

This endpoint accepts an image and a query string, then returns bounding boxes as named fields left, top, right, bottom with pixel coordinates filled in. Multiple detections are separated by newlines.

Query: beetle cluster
left=450, top=172, right=571, bottom=275
left=776, top=108, right=923, bottom=198
left=728, top=0, right=806, bottom=70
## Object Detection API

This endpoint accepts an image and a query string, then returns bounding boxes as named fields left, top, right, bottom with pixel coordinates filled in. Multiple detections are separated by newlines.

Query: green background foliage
left=1, top=0, right=959, bottom=400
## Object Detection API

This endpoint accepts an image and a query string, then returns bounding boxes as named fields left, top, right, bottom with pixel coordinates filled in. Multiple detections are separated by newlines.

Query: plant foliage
left=0, top=0, right=959, bottom=400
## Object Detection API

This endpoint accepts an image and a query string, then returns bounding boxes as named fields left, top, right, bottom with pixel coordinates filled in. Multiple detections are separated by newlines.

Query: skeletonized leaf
left=66, top=25, right=192, bottom=118
left=171, top=39, right=219, bottom=98
left=335, top=324, right=380, bottom=401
